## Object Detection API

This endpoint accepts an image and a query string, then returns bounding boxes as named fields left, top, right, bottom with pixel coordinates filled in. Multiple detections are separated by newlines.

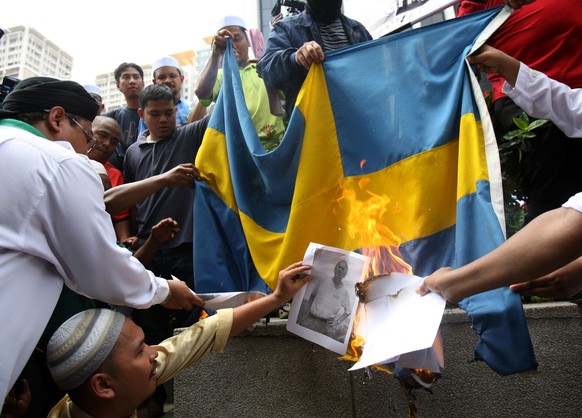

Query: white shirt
left=0, top=123, right=169, bottom=401
left=563, top=192, right=582, bottom=213
left=503, top=63, right=582, bottom=138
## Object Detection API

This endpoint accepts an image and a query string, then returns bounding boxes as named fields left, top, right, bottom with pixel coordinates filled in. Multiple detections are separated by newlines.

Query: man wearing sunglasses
left=0, top=77, right=203, bottom=404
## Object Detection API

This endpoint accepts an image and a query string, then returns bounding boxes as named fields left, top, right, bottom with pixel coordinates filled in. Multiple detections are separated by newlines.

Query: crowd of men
left=1, top=0, right=582, bottom=416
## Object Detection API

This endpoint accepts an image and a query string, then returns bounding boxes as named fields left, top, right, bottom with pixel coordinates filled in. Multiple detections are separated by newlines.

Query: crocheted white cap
left=83, top=84, right=101, bottom=97
left=152, top=56, right=181, bottom=74
left=217, top=15, right=247, bottom=30
left=47, top=309, right=126, bottom=391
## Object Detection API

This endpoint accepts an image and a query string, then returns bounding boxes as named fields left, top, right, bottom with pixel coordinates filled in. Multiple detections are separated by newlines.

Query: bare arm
left=510, top=256, right=582, bottom=299
left=194, top=29, right=232, bottom=101
left=104, top=164, right=200, bottom=214
left=134, top=218, right=180, bottom=267
left=417, top=207, right=582, bottom=302
left=113, top=219, right=131, bottom=242
left=229, top=262, right=311, bottom=336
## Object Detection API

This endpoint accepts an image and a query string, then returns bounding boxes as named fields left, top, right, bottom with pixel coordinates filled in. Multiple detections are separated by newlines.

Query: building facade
left=0, top=26, right=73, bottom=81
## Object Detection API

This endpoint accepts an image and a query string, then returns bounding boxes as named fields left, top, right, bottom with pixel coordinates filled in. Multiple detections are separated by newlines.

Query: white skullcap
left=152, top=56, right=181, bottom=74
left=47, top=309, right=126, bottom=391
left=217, top=15, right=247, bottom=31
left=89, top=159, right=108, bottom=177
left=83, top=84, right=101, bottom=98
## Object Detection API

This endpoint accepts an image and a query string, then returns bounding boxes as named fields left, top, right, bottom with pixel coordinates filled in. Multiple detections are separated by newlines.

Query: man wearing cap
left=46, top=262, right=311, bottom=418
left=83, top=84, right=105, bottom=116
left=257, top=0, right=372, bottom=119
left=151, top=56, right=190, bottom=127
left=195, top=15, right=286, bottom=152
left=0, top=77, right=202, bottom=402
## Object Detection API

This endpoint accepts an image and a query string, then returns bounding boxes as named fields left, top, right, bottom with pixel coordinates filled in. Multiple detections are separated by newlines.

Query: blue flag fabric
left=194, top=7, right=537, bottom=375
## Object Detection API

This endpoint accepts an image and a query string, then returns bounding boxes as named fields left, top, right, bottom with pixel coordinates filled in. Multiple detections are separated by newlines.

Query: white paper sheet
left=349, top=272, right=445, bottom=371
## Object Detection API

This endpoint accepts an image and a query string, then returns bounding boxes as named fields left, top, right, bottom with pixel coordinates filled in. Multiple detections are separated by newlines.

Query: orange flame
left=337, top=179, right=413, bottom=363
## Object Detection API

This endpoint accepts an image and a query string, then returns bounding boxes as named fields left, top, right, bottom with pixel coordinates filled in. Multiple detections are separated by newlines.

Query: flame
left=336, top=178, right=438, bottom=403
left=336, top=182, right=412, bottom=277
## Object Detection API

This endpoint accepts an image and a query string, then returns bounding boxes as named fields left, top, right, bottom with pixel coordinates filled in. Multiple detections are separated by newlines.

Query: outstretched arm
left=105, top=164, right=200, bottom=214
left=417, top=206, right=582, bottom=302
left=510, top=256, right=582, bottom=299
left=229, top=262, right=311, bottom=336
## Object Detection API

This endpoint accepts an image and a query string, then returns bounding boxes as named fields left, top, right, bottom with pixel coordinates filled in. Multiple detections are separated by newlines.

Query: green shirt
left=213, top=63, right=286, bottom=151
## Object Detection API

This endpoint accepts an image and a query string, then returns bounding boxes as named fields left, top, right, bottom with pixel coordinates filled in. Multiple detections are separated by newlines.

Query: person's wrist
left=161, top=282, right=172, bottom=305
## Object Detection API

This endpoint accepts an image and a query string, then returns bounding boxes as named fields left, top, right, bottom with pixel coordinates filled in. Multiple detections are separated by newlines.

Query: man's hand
left=504, top=0, right=535, bottom=9
left=295, top=41, right=325, bottom=70
left=121, top=236, right=139, bottom=250
left=416, top=267, right=463, bottom=303
left=510, top=257, right=582, bottom=299
left=212, top=28, right=234, bottom=54
left=161, top=163, right=200, bottom=188
left=3, top=379, right=31, bottom=418
left=162, top=279, right=205, bottom=310
left=272, top=261, right=312, bottom=305
left=468, top=45, right=520, bottom=86
left=151, top=218, right=180, bottom=244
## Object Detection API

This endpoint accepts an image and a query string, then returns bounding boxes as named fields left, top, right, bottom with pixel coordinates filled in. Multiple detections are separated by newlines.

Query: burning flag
left=193, top=6, right=536, bottom=375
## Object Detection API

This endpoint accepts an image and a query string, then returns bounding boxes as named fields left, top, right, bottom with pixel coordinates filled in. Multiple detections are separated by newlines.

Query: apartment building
left=0, top=25, right=73, bottom=80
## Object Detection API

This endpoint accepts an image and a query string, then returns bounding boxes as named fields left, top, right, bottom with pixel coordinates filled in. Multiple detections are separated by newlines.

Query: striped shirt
left=318, top=18, right=349, bottom=51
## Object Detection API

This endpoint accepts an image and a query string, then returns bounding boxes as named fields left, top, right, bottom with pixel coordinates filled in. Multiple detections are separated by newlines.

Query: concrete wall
left=174, top=302, right=582, bottom=417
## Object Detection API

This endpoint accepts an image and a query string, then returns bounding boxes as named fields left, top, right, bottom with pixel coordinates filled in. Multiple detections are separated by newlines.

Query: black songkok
left=0, top=77, right=99, bottom=121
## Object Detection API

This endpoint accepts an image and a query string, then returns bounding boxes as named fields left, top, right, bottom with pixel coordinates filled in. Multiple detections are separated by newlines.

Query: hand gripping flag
left=194, top=6, right=537, bottom=375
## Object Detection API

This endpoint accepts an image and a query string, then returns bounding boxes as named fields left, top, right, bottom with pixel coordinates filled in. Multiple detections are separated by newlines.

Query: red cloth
left=458, top=0, right=582, bottom=102
left=104, top=161, right=130, bottom=222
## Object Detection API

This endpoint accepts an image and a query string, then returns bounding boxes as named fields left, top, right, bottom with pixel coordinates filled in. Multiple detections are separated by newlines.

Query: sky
left=3, top=0, right=394, bottom=83
left=2, top=0, right=261, bottom=83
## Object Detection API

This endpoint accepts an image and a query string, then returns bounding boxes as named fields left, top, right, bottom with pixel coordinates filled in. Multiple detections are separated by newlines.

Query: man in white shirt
left=469, top=45, right=582, bottom=138
left=0, top=77, right=202, bottom=402
left=416, top=46, right=582, bottom=303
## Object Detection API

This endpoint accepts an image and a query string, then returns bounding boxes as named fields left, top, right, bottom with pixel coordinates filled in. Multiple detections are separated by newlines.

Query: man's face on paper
left=333, top=260, right=348, bottom=284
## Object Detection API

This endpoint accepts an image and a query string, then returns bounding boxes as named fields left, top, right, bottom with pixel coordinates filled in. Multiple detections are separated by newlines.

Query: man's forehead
left=156, top=66, right=181, bottom=76
left=121, top=68, right=141, bottom=77
left=224, top=25, right=245, bottom=36
left=145, top=99, right=176, bottom=110
left=115, top=318, right=144, bottom=351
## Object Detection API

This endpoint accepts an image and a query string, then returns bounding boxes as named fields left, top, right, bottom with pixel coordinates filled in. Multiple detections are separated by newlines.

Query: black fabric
left=0, top=77, right=99, bottom=121
left=494, top=97, right=582, bottom=222
left=306, top=0, right=342, bottom=23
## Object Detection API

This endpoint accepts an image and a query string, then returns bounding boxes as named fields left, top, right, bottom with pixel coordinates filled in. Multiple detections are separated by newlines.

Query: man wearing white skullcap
left=194, top=15, right=286, bottom=152
left=0, top=77, right=203, bottom=403
left=151, top=56, right=190, bottom=127
left=83, top=84, right=105, bottom=115
left=46, top=263, right=311, bottom=418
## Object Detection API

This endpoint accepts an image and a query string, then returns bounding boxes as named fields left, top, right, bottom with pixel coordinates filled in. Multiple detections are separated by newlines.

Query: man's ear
left=138, top=108, right=144, bottom=119
left=45, top=107, right=67, bottom=134
left=116, top=82, right=121, bottom=91
left=90, top=373, right=116, bottom=399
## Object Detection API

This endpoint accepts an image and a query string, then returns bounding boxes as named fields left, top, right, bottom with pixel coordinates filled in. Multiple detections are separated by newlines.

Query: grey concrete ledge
left=174, top=302, right=582, bottom=418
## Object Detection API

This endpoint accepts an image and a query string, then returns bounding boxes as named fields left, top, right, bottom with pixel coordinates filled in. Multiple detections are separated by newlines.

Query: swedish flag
left=194, top=7, right=536, bottom=375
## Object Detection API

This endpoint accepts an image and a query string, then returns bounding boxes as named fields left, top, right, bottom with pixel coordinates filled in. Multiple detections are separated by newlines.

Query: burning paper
left=349, top=272, right=445, bottom=372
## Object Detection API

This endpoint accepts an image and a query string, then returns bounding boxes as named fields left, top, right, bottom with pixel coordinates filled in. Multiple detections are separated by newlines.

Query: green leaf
left=528, top=119, right=549, bottom=130
left=513, top=117, right=529, bottom=131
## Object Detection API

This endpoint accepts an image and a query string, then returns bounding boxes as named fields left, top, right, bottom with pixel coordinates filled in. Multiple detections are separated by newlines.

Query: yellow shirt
left=47, top=309, right=233, bottom=418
